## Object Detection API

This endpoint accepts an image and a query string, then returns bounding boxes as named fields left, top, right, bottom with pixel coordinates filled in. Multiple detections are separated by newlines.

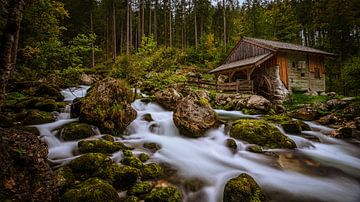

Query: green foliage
left=343, top=56, right=360, bottom=94
left=284, top=93, right=328, bottom=110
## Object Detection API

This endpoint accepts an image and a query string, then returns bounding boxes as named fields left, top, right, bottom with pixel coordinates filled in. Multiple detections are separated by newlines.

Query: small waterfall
left=31, top=87, right=360, bottom=202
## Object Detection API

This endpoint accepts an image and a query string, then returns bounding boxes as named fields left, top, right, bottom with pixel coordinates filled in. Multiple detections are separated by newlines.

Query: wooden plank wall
left=276, top=53, right=289, bottom=87
left=309, top=55, right=325, bottom=73
left=225, top=41, right=271, bottom=64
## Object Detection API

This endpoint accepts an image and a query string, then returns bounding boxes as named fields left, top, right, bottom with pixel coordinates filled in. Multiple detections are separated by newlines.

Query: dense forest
left=1, top=0, right=360, bottom=202
left=1, top=0, right=360, bottom=99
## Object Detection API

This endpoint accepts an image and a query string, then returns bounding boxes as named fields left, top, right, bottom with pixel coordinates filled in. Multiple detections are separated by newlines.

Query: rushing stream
left=33, top=86, right=360, bottom=202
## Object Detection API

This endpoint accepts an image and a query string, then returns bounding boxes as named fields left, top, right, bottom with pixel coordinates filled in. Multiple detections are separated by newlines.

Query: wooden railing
left=186, top=79, right=254, bottom=93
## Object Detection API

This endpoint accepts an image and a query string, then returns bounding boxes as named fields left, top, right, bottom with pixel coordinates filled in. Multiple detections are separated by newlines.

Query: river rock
left=230, top=119, right=296, bottom=149
left=141, top=163, right=163, bottom=180
left=288, top=107, right=319, bottom=121
left=223, top=173, right=266, bottom=202
left=246, top=95, right=271, bottom=111
left=62, top=178, right=120, bottom=202
left=329, top=127, right=353, bottom=138
left=154, top=88, right=182, bottom=111
left=59, top=122, right=96, bottom=141
left=78, top=139, right=129, bottom=154
left=144, top=186, right=182, bottom=202
left=21, top=109, right=56, bottom=125
left=225, top=138, right=238, bottom=153
left=128, top=181, right=154, bottom=197
left=326, top=99, right=348, bottom=109
left=264, top=115, right=310, bottom=134
left=318, top=114, right=342, bottom=125
left=70, top=97, right=83, bottom=118
left=33, top=83, right=64, bottom=101
left=0, top=128, right=58, bottom=201
left=80, top=77, right=137, bottom=135
left=173, top=92, right=218, bottom=138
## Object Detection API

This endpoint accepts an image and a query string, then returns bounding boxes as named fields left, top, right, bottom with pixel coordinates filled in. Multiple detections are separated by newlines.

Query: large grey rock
left=155, top=88, right=182, bottom=111
left=246, top=95, right=271, bottom=111
left=173, top=92, right=218, bottom=138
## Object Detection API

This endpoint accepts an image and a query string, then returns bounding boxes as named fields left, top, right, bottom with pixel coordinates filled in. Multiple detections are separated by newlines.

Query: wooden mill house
left=210, top=37, right=334, bottom=99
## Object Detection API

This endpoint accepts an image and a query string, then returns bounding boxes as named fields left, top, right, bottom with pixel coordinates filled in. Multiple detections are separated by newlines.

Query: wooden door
left=276, top=53, right=289, bottom=88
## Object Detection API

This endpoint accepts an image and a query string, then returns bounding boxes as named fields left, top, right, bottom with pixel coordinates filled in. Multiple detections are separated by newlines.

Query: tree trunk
left=140, top=0, right=144, bottom=40
left=181, top=0, right=185, bottom=49
left=90, top=12, right=95, bottom=68
left=0, top=0, right=27, bottom=111
left=149, top=0, right=152, bottom=35
left=169, top=0, right=172, bottom=47
left=112, top=0, right=117, bottom=62
left=154, top=0, right=158, bottom=43
left=194, top=0, right=198, bottom=48
left=126, top=0, right=130, bottom=54
left=223, top=0, right=226, bottom=47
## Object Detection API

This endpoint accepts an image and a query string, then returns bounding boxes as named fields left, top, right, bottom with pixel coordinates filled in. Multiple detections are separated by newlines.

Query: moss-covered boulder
left=141, top=163, right=163, bottom=180
left=124, top=195, right=140, bottom=202
left=112, top=165, right=140, bottom=189
left=33, top=99, right=58, bottom=112
left=54, top=166, right=75, bottom=193
left=33, top=83, right=64, bottom=101
left=223, top=173, right=266, bottom=202
left=121, top=155, right=144, bottom=169
left=102, top=134, right=115, bottom=142
left=70, top=97, right=83, bottom=118
left=128, top=181, right=154, bottom=197
left=143, top=142, right=161, bottom=152
left=59, top=122, right=95, bottom=141
left=78, top=139, right=129, bottom=154
left=230, top=119, right=296, bottom=149
left=155, top=88, right=182, bottom=111
left=264, top=115, right=310, bottom=134
left=139, top=153, right=150, bottom=162
left=246, top=145, right=264, bottom=153
left=80, top=77, right=137, bottom=135
left=68, top=153, right=114, bottom=180
left=144, top=186, right=182, bottom=202
left=61, top=178, right=119, bottom=202
left=173, top=92, right=218, bottom=138
left=13, top=97, right=58, bottom=112
left=225, top=139, right=238, bottom=153
left=22, top=109, right=56, bottom=125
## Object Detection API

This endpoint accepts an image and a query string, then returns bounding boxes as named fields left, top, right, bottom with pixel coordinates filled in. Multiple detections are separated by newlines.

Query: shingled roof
left=243, top=37, right=335, bottom=56
left=210, top=53, right=273, bottom=73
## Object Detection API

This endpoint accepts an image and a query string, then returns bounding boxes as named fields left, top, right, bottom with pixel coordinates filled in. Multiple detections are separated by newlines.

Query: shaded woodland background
left=0, top=0, right=359, bottom=95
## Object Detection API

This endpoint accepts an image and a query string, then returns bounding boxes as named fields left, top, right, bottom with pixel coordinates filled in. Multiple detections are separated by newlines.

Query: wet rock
left=326, top=92, right=336, bottom=98
left=288, top=107, right=320, bottom=121
left=223, top=173, right=266, bottom=202
left=102, top=134, right=115, bottom=142
left=14, top=97, right=58, bottom=112
left=230, top=119, right=296, bottom=149
left=80, top=77, right=137, bottom=135
left=61, top=178, right=119, bottom=202
left=144, top=186, right=182, bottom=202
left=173, top=92, right=218, bottom=138
left=355, top=117, right=360, bottom=130
left=246, top=95, right=271, bottom=111
left=154, top=88, right=182, bottom=111
left=128, top=181, right=154, bottom=197
left=22, top=109, right=56, bottom=125
left=143, top=142, right=161, bottom=152
left=182, top=178, right=206, bottom=193
left=78, top=139, right=129, bottom=154
left=80, top=73, right=97, bottom=85
left=264, top=115, right=307, bottom=134
left=59, top=122, right=95, bottom=141
left=54, top=166, right=75, bottom=193
left=0, top=128, right=58, bottom=201
left=141, top=163, right=163, bottom=180
left=329, top=127, right=353, bottom=138
left=326, top=99, right=348, bottom=109
left=318, top=114, right=342, bottom=125
left=246, top=145, right=264, bottom=153
left=142, top=113, right=154, bottom=122
left=70, top=97, right=83, bottom=118
left=141, top=97, right=153, bottom=104
left=139, top=153, right=150, bottom=162
left=112, top=165, right=140, bottom=189
left=225, top=139, right=238, bottom=153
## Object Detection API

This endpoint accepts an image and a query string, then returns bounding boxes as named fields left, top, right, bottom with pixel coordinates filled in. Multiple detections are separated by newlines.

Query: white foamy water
left=33, top=87, right=360, bottom=202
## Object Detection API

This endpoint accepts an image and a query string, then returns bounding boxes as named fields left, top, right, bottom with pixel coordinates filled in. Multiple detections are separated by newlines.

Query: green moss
left=284, top=93, right=328, bottom=110
left=230, top=119, right=296, bottom=149
left=223, top=173, right=266, bottom=202
left=128, top=181, right=154, bottom=196
left=61, top=178, right=119, bottom=202
left=60, top=122, right=96, bottom=141
left=141, top=163, right=163, bottom=180
left=101, top=134, right=115, bottom=142
left=21, top=109, right=55, bottom=125
left=112, top=165, right=140, bottom=189
left=139, top=153, right=150, bottom=162
left=123, top=149, right=133, bottom=157
left=225, top=139, right=237, bottom=153
left=247, top=145, right=264, bottom=153
left=144, top=187, right=182, bottom=202
left=33, top=83, right=64, bottom=101
left=68, top=153, right=114, bottom=180
left=264, top=115, right=304, bottom=134
left=54, top=166, right=75, bottom=193
left=121, top=155, right=144, bottom=169
left=124, top=195, right=140, bottom=202
left=198, top=97, right=209, bottom=107
left=143, top=142, right=161, bottom=152
left=242, top=108, right=262, bottom=115
left=33, top=99, right=58, bottom=112
left=78, top=139, right=129, bottom=154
